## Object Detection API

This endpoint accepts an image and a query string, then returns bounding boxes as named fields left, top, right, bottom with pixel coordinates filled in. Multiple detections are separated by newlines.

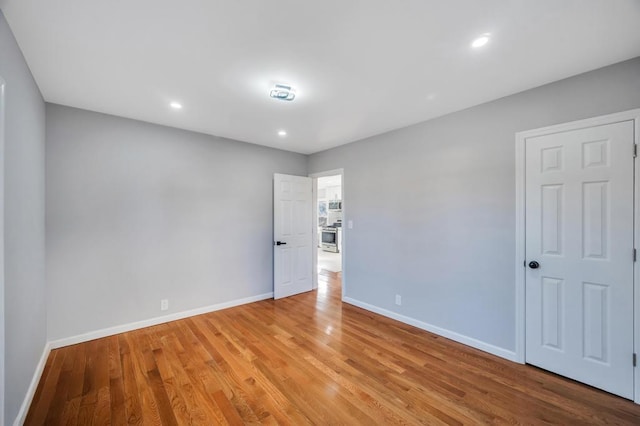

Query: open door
left=274, top=173, right=313, bottom=299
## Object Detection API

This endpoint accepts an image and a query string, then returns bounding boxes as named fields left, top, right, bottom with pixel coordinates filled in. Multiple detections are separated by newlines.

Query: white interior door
left=274, top=173, right=313, bottom=299
left=525, top=120, right=635, bottom=399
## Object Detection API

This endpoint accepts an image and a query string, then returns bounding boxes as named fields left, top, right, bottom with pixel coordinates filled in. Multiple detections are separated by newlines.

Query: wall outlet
left=160, top=299, right=169, bottom=311
left=348, top=220, right=353, bottom=229
left=395, top=294, right=401, bottom=306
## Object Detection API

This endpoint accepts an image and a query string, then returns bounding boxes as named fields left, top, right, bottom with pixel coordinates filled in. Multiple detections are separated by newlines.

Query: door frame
left=0, top=76, right=5, bottom=422
left=515, top=108, right=640, bottom=403
left=310, top=168, right=345, bottom=299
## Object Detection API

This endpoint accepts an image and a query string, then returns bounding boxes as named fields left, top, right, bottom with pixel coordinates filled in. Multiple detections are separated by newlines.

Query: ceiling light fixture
left=270, top=84, right=296, bottom=101
left=278, top=130, right=287, bottom=136
left=471, top=33, right=490, bottom=48
left=169, top=101, right=183, bottom=109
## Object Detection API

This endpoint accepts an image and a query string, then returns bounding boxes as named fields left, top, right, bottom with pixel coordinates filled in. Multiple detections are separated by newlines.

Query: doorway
left=311, top=169, right=344, bottom=298
left=515, top=109, right=640, bottom=402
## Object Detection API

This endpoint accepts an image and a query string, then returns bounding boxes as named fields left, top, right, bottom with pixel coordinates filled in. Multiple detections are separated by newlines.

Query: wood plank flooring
left=26, top=270, right=640, bottom=424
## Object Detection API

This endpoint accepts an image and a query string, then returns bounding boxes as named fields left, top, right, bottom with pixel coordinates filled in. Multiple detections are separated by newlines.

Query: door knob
left=275, top=241, right=287, bottom=246
left=528, top=261, right=540, bottom=269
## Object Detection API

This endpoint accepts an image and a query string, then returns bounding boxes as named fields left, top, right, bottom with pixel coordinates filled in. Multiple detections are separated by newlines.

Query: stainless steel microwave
left=328, top=200, right=342, bottom=211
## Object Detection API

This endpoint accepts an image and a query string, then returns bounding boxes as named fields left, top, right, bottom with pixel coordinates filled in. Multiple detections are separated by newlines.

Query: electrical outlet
left=161, top=299, right=169, bottom=311
left=395, top=294, right=401, bottom=306
left=348, top=220, right=354, bottom=229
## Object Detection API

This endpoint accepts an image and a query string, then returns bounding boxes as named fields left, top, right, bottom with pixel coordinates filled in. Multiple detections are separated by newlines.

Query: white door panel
left=525, top=121, right=634, bottom=399
left=274, top=174, right=312, bottom=299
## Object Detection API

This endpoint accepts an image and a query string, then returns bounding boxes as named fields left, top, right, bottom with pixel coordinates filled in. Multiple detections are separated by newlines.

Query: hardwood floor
left=26, top=270, right=640, bottom=425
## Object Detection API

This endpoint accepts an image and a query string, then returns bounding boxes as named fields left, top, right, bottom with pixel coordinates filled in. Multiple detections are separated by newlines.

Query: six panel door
left=273, top=173, right=313, bottom=299
left=525, top=120, right=635, bottom=399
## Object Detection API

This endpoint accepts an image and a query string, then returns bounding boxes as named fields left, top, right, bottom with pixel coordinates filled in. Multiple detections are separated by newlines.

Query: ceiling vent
left=270, top=84, right=296, bottom=101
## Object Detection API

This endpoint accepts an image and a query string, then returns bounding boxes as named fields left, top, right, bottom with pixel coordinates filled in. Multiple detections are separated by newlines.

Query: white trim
left=49, top=292, right=273, bottom=349
left=309, top=168, right=345, bottom=299
left=514, top=117, right=526, bottom=364
left=311, top=177, right=319, bottom=290
left=13, top=342, right=51, bottom=426
left=633, top=111, right=640, bottom=404
left=0, top=76, right=5, bottom=426
left=343, top=297, right=517, bottom=362
left=514, top=108, right=640, bottom=402
left=309, top=169, right=343, bottom=178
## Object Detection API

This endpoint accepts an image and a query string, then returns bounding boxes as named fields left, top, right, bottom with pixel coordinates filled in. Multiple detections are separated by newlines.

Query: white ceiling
left=1, top=1, right=639, bottom=154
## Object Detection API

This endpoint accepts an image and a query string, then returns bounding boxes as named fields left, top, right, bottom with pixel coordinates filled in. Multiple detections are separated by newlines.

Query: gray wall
left=309, top=57, right=640, bottom=352
left=0, top=10, right=47, bottom=425
left=46, top=105, right=307, bottom=340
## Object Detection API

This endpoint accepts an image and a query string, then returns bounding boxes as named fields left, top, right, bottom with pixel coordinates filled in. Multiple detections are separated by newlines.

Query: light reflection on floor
left=315, top=269, right=340, bottom=309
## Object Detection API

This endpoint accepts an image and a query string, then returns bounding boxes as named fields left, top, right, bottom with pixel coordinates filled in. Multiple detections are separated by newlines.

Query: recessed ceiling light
left=169, top=101, right=183, bottom=109
left=471, top=34, right=490, bottom=48
left=278, top=130, right=287, bottom=136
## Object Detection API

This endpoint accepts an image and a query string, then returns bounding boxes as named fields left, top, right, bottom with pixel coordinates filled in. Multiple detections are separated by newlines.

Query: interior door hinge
left=634, top=144, right=638, bottom=158
left=634, top=353, right=637, bottom=367
left=634, top=249, right=637, bottom=262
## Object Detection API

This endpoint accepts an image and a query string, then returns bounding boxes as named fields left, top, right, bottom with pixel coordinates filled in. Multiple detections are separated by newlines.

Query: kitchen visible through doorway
left=317, top=174, right=342, bottom=275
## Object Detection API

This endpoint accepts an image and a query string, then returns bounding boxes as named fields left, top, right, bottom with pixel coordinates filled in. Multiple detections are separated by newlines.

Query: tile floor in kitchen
left=318, top=249, right=341, bottom=272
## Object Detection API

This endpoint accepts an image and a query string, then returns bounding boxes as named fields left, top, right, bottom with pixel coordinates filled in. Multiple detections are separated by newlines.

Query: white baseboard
left=342, top=297, right=517, bottom=362
left=49, top=292, right=273, bottom=349
left=13, top=342, right=52, bottom=426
